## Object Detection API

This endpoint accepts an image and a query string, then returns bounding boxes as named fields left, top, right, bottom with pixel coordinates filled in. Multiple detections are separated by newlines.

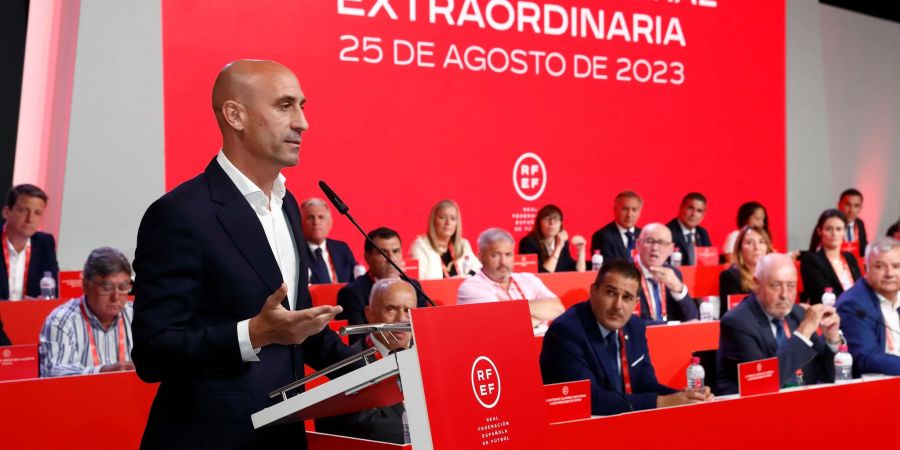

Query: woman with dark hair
left=800, top=209, right=862, bottom=304
left=518, top=205, right=586, bottom=272
left=719, top=225, right=774, bottom=318
left=722, top=201, right=770, bottom=263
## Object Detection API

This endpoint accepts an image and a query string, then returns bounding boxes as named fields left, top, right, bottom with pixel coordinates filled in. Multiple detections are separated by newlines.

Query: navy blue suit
left=836, top=279, right=900, bottom=376
left=132, top=159, right=357, bottom=449
left=540, top=301, right=676, bottom=415
left=636, top=265, right=699, bottom=324
left=307, top=239, right=356, bottom=284
left=716, top=294, right=835, bottom=395
left=336, top=272, right=430, bottom=345
left=665, top=218, right=712, bottom=266
left=590, top=222, right=640, bottom=262
left=0, top=231, right=59, bottom=300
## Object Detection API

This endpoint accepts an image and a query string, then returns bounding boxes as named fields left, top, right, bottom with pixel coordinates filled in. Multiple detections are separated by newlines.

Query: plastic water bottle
left=591, top=251, right=603, bottom=271
left=686, top=356, right=705, bottom=391
left=462, top=255, right=474, bottom=276
left=39, top=271, right=56, bottom=299
left=670, top=251, right=682, bottom=268
left=352, top=264, right=367, bottom=279
left=821, top=287, right=836, bottom=307
left=834, top=344, right=853, bottom=383
left=699, top=298, right=714, bottom=322
left=401, top=409, right=411, bottom=444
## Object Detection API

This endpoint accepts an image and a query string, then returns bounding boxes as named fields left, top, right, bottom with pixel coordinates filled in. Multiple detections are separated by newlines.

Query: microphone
left=318, top=180, right=436, bottom=307
left=854, top=308, right=900, bottom=335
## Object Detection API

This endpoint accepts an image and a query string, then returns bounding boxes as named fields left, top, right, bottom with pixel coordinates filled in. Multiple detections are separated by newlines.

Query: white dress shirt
left=5, top=237, right=30, bottom=301
left=216, top=150, right=299, bottom=362
left=615, top=224, right=637, bottom=251
left=877, top=292, right=900, bottom=356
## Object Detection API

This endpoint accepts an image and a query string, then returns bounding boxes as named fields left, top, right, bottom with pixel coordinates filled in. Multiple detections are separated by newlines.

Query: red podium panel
left=695, top=247, right=719, bottom=266
left=58, top=271, right=83, bottom=299
left=543, top=380, right=590, bottom=423
left=0, top=345, right=38, bottom=381
left=411, top=302, right=548, bottom=449
left=0, top=299, right=64, bottom=345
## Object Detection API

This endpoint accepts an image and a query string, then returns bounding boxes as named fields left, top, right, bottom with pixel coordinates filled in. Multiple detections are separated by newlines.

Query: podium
left=252, top=301, right=549, bottom=449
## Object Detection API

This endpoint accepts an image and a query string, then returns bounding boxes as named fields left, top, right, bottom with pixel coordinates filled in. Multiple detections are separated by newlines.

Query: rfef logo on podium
left=472, top=356, right=501, bottom=408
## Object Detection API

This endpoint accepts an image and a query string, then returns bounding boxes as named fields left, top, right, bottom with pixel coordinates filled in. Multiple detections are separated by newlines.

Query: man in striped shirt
left=39, top=247, right=134, bottom=377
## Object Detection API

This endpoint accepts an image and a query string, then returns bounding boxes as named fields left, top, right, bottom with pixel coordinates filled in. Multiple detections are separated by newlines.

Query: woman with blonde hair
left=718, top=225, right=774, bottom=318
left=409, top=199, right=480, bottom=279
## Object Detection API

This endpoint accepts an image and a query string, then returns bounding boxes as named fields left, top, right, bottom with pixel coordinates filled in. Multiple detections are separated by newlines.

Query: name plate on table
left=59, top=271, right=84, bottom=299
left=0, top=345, right=39, bottom=381
left=738, top=357, right=779, bottom=397
left=543, top=380, right=590, bottom=423
left=513, top=254, right=538, bottom=273
left=695, top=247, right=719, bottom=266
left=402, top=259, right=419, bottom=279
left=728, top=294, right=748, bottom=311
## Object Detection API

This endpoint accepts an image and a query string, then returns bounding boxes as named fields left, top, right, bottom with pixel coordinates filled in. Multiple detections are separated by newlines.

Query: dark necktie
left=686, top=231, right=696, bottom=265
left=625, top=230, right=635, bottom=260
left=773, top=318, right=787, bottom=349
left=846, top=223, right=854, bottom=242
left=605, top=331, right=622, bottom=392
left=651, top=280, right=663, bottom=321
left=314, top=247, right=331, bottom=283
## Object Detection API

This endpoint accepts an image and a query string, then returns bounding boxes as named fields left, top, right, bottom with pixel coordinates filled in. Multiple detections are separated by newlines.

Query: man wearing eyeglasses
left=716, top=253, right=841, bottom=395
left=38, top=247, right=134, bottom=377
left=634, top=223, right=699, bottom=324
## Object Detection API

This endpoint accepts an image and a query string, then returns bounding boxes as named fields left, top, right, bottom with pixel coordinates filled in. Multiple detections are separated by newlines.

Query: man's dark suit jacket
left=590, top=222, right=641, bottom=262
left=636, top=265, right=699, bottom=324
left=518, top=235, right=577, bottom=272
left=799, top=249, right=862, bottom=304
left=851, top=218, right=868, bottom=258
left=716, top=294, right=835, bottom=395
left=718, top=265, right=751, bottom=319
left=132, top=159, right=357, bottom=450
left=336, top=272, right=430, bottom=345
left=0, top=317, right=10, bottom=345
left=541, top=301, right=676, bottom=415
left=665, top=218, right=712, bottom=266
left=314, top=340, right=405, bottom=443
left=0, top=231, right=59, bottom=299
left=307, top=239, right=356, bottom=284
left=836, top=279, right=900, bottom=376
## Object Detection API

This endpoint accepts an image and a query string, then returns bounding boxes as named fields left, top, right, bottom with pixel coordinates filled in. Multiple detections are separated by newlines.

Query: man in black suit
left=1, top=184, right=59, bottom=300
left=336, top=227, right=429, bottom=344
left=838, top=188, right=867, bottom=257
left=717, top=253, right=842, bottom=395
left=300, top=197, right=357, bottom=283
left=666, top=192, right=712, bottom=266
left=132, top=60, right=357, bottom=449
left=634, top=223, right=699, bottom=324
left=591, top=191, right=643, bottom=262
left=316, top=278, right=416, bottom=443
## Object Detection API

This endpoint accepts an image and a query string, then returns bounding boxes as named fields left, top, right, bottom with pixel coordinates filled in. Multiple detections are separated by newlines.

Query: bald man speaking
left=132, top=60, right=357, bottom=449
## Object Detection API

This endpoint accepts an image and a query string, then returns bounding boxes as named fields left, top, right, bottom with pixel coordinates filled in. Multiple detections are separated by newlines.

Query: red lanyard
left=635, top=264, right=666, bottom=320
left=504, top=277, right=527, bottom=301
left=2, top=227, right=31, bottom=297
left=319, top=244, right=337, bottom=283
left=440, top=244, right=457, bottom=278
left=79, top=299, right=126, bottom=366
left=887, top=327, right=895, bottom=353
left=781, top=319, right=792, bottom=339
left=618, top=331, right=633, bottom=394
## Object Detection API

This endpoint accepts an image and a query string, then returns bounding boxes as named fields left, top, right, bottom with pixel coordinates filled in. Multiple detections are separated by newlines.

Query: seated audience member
left=591, top=191, right=643, bottom=262
left=316, top=278, right=415, bottom=444
left=518, top=204, right=586, bottom=273
left=837, top=188, right=867, bottom=257
left=337, top=227, right=430, bottom=344
left=836, top=237, right=900, bottom=375
left=666, top=192, right=712, bottom=266
left=634, top=223, right=699, bottom=324
left=457, top=228, right=564, bottom=327
left=540, top=260, right=713, bottom=415
left=885, top=219, right=900, bottom=240
left=722, top=201, right=770, bottom=263
left=301, top=198, right=357, bottom=284
left=1, top=184, right=59, bottom=300
left=802, top=209, right=862, bottom=304
left=39, top=247, right=135, bottom=377
left=719, top=226, right=773, bottom=318
left=717, top=254, right=841, bottom=394
left=410, top=199, right=480, bottom=279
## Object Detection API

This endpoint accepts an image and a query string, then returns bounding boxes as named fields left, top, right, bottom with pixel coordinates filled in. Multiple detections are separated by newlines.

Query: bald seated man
left=133, top=60, right=357, bottom=450
left=316, top=278, right=416, bottom=444
left=717, top=253, right=841, bottom=395
left=633, top=223, right=699, bottom=324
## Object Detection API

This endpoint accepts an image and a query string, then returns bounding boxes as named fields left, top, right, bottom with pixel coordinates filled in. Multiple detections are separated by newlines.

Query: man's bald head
left=212, top=60, right=297, bottom=127
left=638, top=222, right=674, bottom=267
left=754, top=253, right=798, bottom=319
left=366, top=278, right=416, bottom=350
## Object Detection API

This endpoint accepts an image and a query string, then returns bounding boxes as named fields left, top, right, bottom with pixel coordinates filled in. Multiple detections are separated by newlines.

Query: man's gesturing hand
left=248, top=284, right=343, bottom=348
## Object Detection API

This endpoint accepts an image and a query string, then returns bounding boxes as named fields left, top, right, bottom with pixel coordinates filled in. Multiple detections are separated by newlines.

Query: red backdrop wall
left=162, top=0, right=786, bottom=257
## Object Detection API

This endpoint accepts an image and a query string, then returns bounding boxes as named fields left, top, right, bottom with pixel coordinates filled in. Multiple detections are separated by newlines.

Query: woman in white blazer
left=409, top=199, right=481, bottom=279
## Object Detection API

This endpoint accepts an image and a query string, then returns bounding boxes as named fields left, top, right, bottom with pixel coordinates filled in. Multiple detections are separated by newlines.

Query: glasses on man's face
left=95, top=281, right=132, bottom=295
left=639, top=238, right=672, bottom=248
